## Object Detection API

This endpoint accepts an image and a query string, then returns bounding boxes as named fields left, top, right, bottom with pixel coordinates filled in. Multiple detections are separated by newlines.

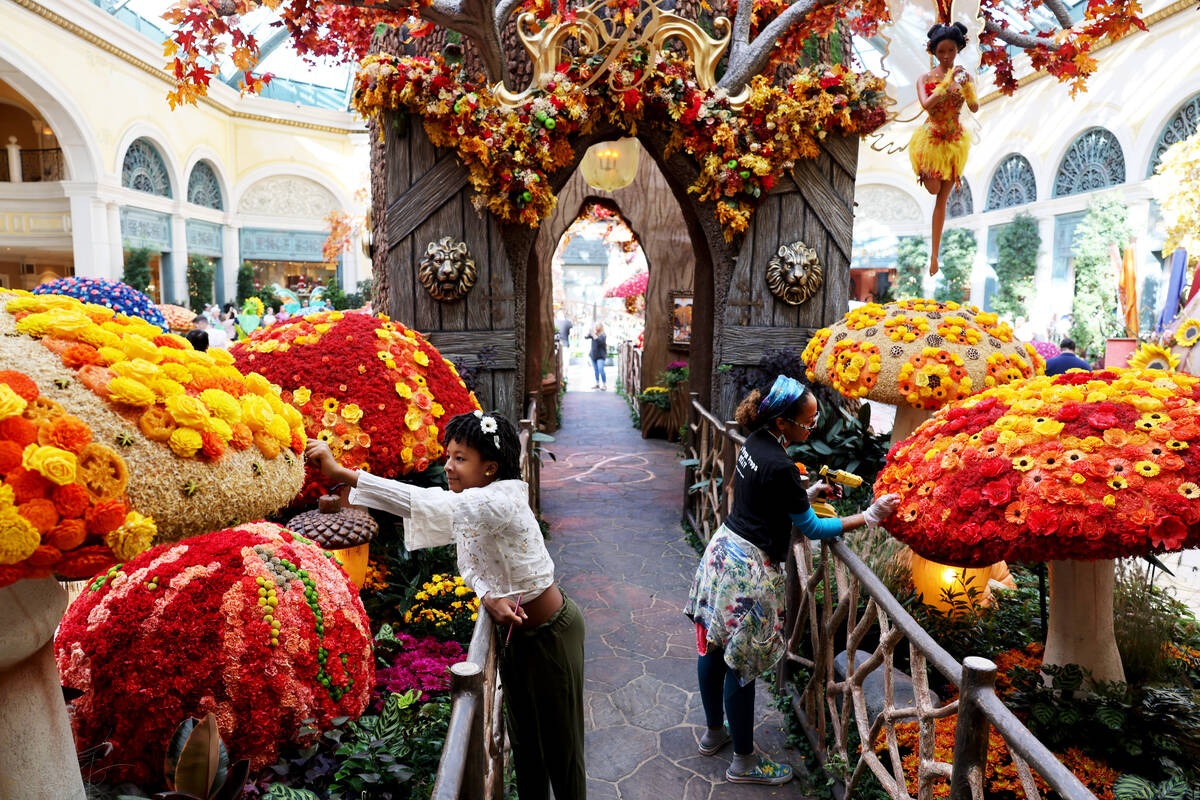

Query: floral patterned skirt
left=684, top=524, right=786, bottom=686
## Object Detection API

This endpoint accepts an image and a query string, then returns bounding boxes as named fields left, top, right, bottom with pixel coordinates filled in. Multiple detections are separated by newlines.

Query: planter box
left=640, top=401, right=671, bottom=439
left=667, top=381, right=689, bottom=442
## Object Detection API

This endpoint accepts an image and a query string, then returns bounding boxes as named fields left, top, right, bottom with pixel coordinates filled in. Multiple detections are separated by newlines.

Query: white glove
left=863, top=493, right=901, bottom=527
left=807, top=480, right=830, bottom=502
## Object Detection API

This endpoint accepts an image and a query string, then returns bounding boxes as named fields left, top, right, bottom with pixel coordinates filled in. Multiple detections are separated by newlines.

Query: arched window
left=1148, top=92, right=1200, bottom=177
left=1052, top=127, right=1125, bottom=197
left=947, top=179, right=973, bottom=218
left=121, top=138, right=172, bottom=198
left=985, top=155, right=1036, bottom=211
left=187, top=161, right=223, bottom=209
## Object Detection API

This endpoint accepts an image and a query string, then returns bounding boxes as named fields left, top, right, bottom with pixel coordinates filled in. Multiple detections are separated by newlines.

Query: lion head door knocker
left=766, top=240, right=823, bottom=306
left=419, top=237, right=478, bottom=302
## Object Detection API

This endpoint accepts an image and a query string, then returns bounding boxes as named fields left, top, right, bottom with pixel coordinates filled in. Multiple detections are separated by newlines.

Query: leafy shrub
left=1070, top=195, right=1132, bottom=357
left=1115, top=560, right=1198, bottom=685
left=123, top=247, right=153, bottom=294
left=236, top=262, right=256, bottom=306
left=187, top=255, right=215, bottom=312
left=992, top=213, right=1040, bottom=319
left=934, top=228, right=975, bottom=304
left=895, top=236, right=928, bottom=300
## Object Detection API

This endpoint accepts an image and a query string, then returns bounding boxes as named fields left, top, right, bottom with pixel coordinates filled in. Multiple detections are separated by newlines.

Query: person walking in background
left=685, top=375, right=899, bottom=785
left=1044, top=338, right=1091, bottom=375
left=586, top=322, right=608, bottom=391
left=555, top=315, right=573, bottom=346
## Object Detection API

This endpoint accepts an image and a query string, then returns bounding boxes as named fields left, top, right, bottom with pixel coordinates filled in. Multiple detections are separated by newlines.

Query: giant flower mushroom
left=0, top=289, right=304, bottom=796
left=230, top=309, right=480, bottom=505
left=33, top=276, right=167, bottom=331
left=803, top=299, right=1045, bottom=443
left=875, top=368, right=1200, bottom=684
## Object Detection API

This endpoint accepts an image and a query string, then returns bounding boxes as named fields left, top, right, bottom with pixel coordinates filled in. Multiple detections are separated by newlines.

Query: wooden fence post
left=682, top=392, right=700, bottom=527
left=452, top=661, right=485, bottom=800
left=949, top=656, right=997, bottom=800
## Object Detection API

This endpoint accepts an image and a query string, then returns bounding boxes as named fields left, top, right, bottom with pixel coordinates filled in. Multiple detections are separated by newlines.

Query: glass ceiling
left=92, top=0, right=353, bottom=110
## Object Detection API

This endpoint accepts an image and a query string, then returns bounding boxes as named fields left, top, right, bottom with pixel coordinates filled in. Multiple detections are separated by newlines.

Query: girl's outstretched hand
left=483, top=593, right=528, bottom=626
left=304, top=439, right=339, bottom=477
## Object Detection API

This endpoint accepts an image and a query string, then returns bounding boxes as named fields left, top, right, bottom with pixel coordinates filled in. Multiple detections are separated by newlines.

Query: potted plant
left=637, top=385, right=671, bottom=439
left=663, top=361, right=690, bottom=440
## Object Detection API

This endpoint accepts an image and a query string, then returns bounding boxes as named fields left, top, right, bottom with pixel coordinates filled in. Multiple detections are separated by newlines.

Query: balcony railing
left=1, top=146, right=65, bottom=182
left=683, top=395, right=1098, bottom=800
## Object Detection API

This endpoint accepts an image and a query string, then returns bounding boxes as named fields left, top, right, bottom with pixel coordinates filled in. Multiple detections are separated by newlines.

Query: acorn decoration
left=286, top=495, right=378, bottom=589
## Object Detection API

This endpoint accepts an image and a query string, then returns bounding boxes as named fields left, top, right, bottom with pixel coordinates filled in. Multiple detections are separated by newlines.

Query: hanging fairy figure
left=909, top=21, right=978, bottom=276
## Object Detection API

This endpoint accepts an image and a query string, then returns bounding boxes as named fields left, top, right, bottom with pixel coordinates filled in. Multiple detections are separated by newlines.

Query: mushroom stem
left=891, top=405, right=933, bottom=446
left=1043, top=559, right=1125, bottom=684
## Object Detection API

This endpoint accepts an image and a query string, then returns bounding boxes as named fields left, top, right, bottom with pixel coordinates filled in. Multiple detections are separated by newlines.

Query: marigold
left=168, top=427, right=203, bottom=458
left=17, top=498, right=59, bottom=535
left=45, top=518, right=87, bottom=551
left=0, top=371, right=39, bottom=402
left=0, top=512, right=40, bottom=564
left=51, top=483, right=91, bottom=518
left=85, top=498, right=127, bottom=536
left=106, top=376, right=156, bottom=407
left=230, top=422, right=254, bottom=450
left=41, top=415, right=92, bottom=453
left=105, top=511, right=156, bottom=561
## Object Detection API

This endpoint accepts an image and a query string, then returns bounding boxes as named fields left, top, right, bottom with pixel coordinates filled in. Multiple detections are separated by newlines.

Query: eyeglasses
left=786, top=415, right=818, bottom=432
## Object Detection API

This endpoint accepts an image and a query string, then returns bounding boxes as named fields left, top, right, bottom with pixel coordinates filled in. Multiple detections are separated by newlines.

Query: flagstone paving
left=540, top=384, right=812, bottom=800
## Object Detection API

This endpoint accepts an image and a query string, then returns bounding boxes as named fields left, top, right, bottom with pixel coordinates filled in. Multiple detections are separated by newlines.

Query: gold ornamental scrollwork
left=492, top=1, right=749, bottom=110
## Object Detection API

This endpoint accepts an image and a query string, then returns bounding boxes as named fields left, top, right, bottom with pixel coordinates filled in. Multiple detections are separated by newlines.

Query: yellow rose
left=395, top=382, right=413, bottom=400
left=152, top=378, right=187, bottom=398
left=1033, top=419, right=1065, bottom=437
left=244, top=372, right=273, bottom=397
left=122, top=335, right=162, bottom=363
left=240, top=395, right=274, bottom=431
left=431, top=402, right=444, bottom=418
left=80, top=325, right=122, bottom=349
left=292, top=387, right=312, bottom=406
left=404, top=407, right=424, bottom=431
left=166, top=395, right=214, bottom=430
left=413, top=350, right=430, bottom=367
left=265, top=392, right=285, bottom=415
left=268, top=414, right=292, bottom=447
left=281, top=403, right=303, bottom=429
left=160, top=362, right=193, bottom=384
left=22, top=443, right=77, bottom=485
left=208, top=348, right=234, bottom=366
left=105, top=511, right=157, bottom=561
left=46, top=309, right=94, bottom=339
left=107, top=376, right=157, bottom=407
left=199, top=389, right=242, bottom=424
left=111, top=358, right=160, bottom=381
left=0, top=384, right=28, bottom=421
left=340, top=403, right=363, bottom=424
left=168, top=427, right=203, bottom=457
left=209, top=417, right=234, bottom=442
left=97, top=345, right=127, bottom=365
left=0, top=513, right=39, bottom=565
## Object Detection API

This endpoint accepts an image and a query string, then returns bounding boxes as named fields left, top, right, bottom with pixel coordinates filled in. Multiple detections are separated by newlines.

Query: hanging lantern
left=580, top=138, right=640, bottom=191
left=286, top=495, right=378, bottom=589
left=909, top=552, right=990, bottom=617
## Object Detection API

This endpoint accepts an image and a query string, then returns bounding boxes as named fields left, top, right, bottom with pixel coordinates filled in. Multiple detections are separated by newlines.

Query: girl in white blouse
left=305, top=411, right=586, bottom=799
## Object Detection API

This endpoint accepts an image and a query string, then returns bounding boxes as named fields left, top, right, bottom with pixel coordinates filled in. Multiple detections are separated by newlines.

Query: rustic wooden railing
left=431, top=391, right=542, bottom=798
left=519, top=392, right=542, bottom=518
left=617, top=340, right=641, bottom=397
left=430, top=608, right=505, bottom=800
left=684, top=397, right=1098, bottom=800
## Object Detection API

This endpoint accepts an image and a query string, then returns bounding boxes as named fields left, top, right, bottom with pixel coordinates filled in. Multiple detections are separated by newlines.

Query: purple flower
left=667, top=361, right=689, bottom=370
left=372, top=633, right=465, bottom=706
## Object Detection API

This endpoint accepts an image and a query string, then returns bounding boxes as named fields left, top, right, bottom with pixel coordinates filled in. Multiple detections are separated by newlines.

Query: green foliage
left=1114, top=773, right=1200, bottom=800
left=120, top=713, right=248, bottom=800
left=934, top=228, right=975, bottom=303
left=324, top=279, right=373, bottom=311
left=123, top=247, right=153, bottom=294
left=236, top=262, right=256, bottom=306
left=637, top=386, right=671, bottom=410
left=894, top=236, right=928, bottom=299
left=1005, top=665, right=1200, bottom=781
left=1115, top=561, right=1200, bottom=685
left=1071, top=195, right=1133, bottom=357
left=187, top=255, right=215, bottom=312
left=786, top=398, right=889, bottom=485
left=259, top=691, right=450, bottom=799
left=992, top=212, right=1040, bottom=318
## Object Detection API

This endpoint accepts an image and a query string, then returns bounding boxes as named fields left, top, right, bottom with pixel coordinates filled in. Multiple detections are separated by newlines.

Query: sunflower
left=1128, top=342, right=1179, bottom=372
left=1174, top=319, right=1200, bottom=347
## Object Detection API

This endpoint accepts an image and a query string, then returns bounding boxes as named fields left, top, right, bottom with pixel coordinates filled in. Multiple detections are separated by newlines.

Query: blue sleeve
left=789, top=507, right=842, bottom=541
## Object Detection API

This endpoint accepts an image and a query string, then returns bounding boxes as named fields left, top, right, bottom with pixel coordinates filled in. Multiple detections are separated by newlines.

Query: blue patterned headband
left=758, top=375, right=804, bottom=420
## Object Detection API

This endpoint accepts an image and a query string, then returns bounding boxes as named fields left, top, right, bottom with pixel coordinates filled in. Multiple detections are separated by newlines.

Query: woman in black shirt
left=585, top=322, right=607, bottom=390
left=684, top=375, right=899, bottom=785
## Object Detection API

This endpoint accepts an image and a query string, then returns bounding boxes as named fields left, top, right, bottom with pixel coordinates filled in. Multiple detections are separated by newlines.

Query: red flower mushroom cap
left=875, top=368, right=1200, bottom=566
left=802, top=299, right=1043, bottom=409
left=230, top=310, right=480, bottom=503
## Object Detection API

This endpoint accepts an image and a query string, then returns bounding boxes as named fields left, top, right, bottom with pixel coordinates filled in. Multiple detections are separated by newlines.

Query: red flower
left=979, top=458, right=1007, bottom=479
left=1027, top=507, right=1059, bottom=536
left=1150, top=516, right=1189, bottom=549
left=52, top=483, right=91, bottom=518
left=981, top=481, right=1012, bottom=506
left=86, top=499, right=127, bottom=536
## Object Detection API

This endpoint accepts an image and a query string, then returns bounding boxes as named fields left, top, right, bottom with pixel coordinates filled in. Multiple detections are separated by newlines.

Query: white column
left=969, top=221, right=989, bottom=308
left=5, top=137, right=21, bottom=183
left=170, top=214, right=188, bottom=305
left=221, top=223, right=239, bottom=305
left=106, top=202, right=123, bottom=280
left=1030, top=214, right=1056, bottom=334
left=64, top=192, right=112, bottom=279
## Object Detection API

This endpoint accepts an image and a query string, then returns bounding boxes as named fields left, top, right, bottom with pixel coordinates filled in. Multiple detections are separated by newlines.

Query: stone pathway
left=541, top=386, right=811, bottom=799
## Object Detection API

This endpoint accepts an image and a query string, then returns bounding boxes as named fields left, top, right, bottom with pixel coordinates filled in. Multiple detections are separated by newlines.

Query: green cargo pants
left=498, top=592, right=587, bottom=800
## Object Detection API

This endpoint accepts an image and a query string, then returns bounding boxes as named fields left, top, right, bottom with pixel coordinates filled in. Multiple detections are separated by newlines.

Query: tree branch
left=1042, top=0, right=1075, bottom=30
left=982, top=18, right=1050, bottom=50
left=717, top=0, right=840, bottom=93
left=730, top=0, right=754, bottom=48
